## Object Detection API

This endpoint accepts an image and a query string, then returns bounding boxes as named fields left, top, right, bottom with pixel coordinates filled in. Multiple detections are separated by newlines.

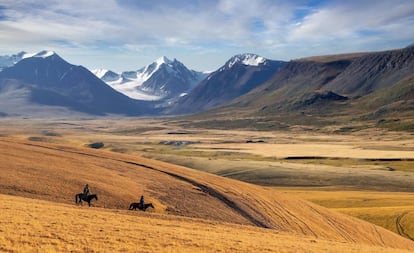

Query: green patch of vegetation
left=377, top=119, right=414, bottom=132
left=27, top=136, right=48, bottom=142
left=153, top=145, right=267, bottom=161
left=285, top=158, right=414, bottom=173
left=179, top=116, right=292, bottom=131
left=112, top=126, right=166, bottom=135
left=333, top=125, right=370, bottom=133
left=142, top=142, right=414, bottom=174
left=42, top=131, right=61, bottom=137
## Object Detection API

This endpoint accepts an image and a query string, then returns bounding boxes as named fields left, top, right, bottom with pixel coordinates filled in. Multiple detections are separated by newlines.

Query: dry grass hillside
left=1, top=193, right=413, bottom=253
left=1, top=136, right=414, bottom=252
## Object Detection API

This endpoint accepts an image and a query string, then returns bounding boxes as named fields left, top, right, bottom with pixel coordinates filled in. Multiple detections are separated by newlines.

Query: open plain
left=0, top=117, right=413, bottom=252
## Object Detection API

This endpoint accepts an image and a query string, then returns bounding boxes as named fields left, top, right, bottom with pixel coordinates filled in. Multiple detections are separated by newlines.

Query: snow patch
left=91, top=69, right=110, bottom=79
left=22, top=50, right=56, bottom=59
left=156, top=56, right=172, bottom=65
left=227, top=54, right=266, bottom=68
left=242, top=55, right=265, bottom=66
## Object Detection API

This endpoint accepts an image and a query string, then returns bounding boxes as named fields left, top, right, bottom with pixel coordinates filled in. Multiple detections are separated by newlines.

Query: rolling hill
left=0, top=136, right=413, bottom=252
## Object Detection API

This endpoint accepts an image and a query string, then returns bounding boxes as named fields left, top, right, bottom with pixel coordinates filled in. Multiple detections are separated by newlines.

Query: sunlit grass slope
left=1, top=137, right=414, bottom=251
left=277, top=189, right=414, bottom=241
left=1, top=194, right=414, bottom=253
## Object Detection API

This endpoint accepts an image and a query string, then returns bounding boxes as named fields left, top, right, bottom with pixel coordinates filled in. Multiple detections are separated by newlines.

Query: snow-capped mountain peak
left=91, top=69, right=120, bottom=82
left=92, top=56, right=207, bottom=101
left=0, top=50, right=59, bottom=71
left=22, top=50, right=56, bottom=59
left=225, top=53, right=266, bottom=69
left=91, top=69, right=110, bottom=79
left=156, top=56, right=173, bottom=66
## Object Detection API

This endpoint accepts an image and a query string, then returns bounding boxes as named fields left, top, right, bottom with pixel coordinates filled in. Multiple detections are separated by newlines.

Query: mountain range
left=193, top=45, right=414, bottom=131
left=167, top=54, right=285, bottom=114
left=0, top=51, right=156, bottom=117
left=0, top=46, right=413, bottom=130
left=92, top=56, right=207, bottom=101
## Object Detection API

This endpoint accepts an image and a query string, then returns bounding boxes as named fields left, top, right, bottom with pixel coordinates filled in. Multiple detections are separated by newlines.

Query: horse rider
left=139, top=195, right=144, bottom=209
left=83, top=184, right=90, bottom=199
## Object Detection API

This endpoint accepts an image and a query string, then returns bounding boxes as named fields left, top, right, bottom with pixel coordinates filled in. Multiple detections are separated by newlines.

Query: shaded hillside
left=188, top=46, right=414, bottom=130
left=0, top=136, right=413, bottom=250
left=168, top=54, right=285, bottom=115
left=324, top=46, right=414, bottom=96
left=355, top=73, right=414, bottom=117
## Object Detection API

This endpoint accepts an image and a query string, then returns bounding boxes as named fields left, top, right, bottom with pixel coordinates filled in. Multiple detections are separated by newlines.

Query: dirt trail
left=396, top=212, right=414, bottom=241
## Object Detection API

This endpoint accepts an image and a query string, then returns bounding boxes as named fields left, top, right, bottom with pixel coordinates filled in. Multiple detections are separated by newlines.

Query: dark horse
left=75, top=193, right=98, bottom=207
left=129, top=202, right=154, bottom=211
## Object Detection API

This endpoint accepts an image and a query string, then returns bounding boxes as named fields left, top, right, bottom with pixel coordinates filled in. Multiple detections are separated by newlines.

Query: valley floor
left=1, top=117, right=414, bottom=252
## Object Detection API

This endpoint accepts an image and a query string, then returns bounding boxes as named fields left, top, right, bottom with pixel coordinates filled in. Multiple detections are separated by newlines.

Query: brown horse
left=75, top=193, right=98, bottom=207
left=129, top=202, right=154, bottom=211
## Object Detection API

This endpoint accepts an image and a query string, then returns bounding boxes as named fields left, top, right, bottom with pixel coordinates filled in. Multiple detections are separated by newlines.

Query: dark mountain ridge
left=189, top=46, right=414, bottom=131
left=168, top=54, right=286, bottom=115
left=0, top=53, right=156, bottom=116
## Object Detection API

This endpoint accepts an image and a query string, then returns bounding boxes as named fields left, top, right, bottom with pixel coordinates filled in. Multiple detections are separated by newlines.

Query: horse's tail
left=75, top=194, right=78, bottom=203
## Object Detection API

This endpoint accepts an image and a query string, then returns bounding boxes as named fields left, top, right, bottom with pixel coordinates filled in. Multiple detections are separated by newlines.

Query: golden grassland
left=2, top=194, right=413, bottom=253
left=274, top=188, right=414, bottom=241
left=1, top=117, right=414, bottom=252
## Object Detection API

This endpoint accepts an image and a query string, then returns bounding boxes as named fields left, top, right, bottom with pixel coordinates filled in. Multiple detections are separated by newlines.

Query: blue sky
left=1, top=0, right=413, bottom=72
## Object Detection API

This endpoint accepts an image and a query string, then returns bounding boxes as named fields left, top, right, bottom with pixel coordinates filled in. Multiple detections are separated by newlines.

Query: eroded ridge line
left=124, top=161, right=270, bottom=229
left=396, top=212, right=414, bottom=241
left=7, top=139, right=270, bottom=229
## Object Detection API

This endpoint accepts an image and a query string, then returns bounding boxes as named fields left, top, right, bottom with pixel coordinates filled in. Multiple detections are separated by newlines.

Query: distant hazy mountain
left=168, top=53, right=286, bottom=114
left=0, top=51, right=155, bottom=117
left=92, top=56, right=207, bottom=101
left=91, top=69, right=121, bottom=83
left=0, top=51, right=30, bottom=71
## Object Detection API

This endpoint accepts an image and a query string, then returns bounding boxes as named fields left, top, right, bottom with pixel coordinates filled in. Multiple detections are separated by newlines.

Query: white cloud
left=0, top=0, right=413, bottom=70
left=288, top=1, right=414, bottom=43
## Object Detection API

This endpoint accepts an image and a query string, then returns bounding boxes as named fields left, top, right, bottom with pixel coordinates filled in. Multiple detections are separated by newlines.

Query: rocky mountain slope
left=168, top=54, right=285, bottom=114
left=93, top=56, right=206, bottom=101
left=195, top=46, right=414, bottom=130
